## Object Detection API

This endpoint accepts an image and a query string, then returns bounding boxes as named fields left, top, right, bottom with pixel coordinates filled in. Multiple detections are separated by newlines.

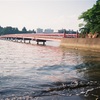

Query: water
left=0, top=40, right=100, bottom=100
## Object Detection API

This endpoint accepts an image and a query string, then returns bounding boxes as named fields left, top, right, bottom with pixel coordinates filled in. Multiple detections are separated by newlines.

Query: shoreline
left=60, top=38, right=100, bottom=52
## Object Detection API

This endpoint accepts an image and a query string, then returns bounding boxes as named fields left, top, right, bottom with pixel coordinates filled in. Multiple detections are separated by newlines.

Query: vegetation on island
left=79, top=0, right=100, bottom=38
left=0, top=26, right=36, bottom=35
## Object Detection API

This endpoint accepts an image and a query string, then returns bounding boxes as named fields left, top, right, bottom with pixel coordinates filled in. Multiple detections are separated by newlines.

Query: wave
left=0, top=79, right=100, bottom=99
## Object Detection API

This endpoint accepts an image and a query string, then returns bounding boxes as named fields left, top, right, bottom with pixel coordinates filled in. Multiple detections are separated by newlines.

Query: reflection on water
left=0, top=40, right=100, bottom=100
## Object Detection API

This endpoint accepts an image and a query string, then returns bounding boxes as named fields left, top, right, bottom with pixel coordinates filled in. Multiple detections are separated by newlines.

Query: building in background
left=36, top=28, right=43, bottom=33
left=58, top=29, right=66, bottom=33
left=44, top=28, right=54, bottom=33
left=58, top=29, right=78, bottom=34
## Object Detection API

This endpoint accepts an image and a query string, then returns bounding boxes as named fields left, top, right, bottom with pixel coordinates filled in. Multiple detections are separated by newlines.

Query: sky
left=0, top=0, right=97, bottom=32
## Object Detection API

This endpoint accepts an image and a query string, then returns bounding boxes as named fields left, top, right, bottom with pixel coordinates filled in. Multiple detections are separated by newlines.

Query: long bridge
left=0, top=33, right=78, bottom=45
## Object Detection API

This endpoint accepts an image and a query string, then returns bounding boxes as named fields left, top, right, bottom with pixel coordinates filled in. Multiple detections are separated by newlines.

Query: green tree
left=0, top=25, right=36, bottom=35
left=14, top=28, right=19, bottom=33
left=22, top=27, right=27, bottom=33
left=0, top=26, right=3, bottom=35
left=79, top=0, right=100, bottom=34
left=2, top=26, right=13, bottom=34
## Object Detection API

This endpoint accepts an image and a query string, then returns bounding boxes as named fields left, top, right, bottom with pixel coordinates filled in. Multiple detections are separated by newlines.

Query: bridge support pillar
left=29, top=40, right=31, bottom=44
left=20, top=39, right=22, bottom=42
left=36, top=40, right=46, bottom=45
left=37, top=41, right=39, bottom=45
left=23, top=39, right=25, bottom=43
left=43, top=41, right=45, bottom=45
left=16, top=38, right=18, bottom=42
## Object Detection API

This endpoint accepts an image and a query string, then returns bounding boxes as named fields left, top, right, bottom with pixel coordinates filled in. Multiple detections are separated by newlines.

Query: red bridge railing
left=0, top=33, right=78, bottom=40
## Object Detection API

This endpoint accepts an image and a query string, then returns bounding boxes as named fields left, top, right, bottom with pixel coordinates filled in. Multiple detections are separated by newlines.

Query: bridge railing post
left=76, top=33, right=78, bottom=38
left=63, top=33, right=66, bottom=38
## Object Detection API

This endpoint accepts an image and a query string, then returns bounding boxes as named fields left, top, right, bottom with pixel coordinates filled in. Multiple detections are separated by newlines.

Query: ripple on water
left=0, top=40, right=100, bottom=100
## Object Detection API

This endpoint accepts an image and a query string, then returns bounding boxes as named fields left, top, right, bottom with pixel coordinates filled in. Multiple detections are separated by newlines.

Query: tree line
left=79, top=0, right=100, bottom=34
left=0, top=26, right=36, bottom=35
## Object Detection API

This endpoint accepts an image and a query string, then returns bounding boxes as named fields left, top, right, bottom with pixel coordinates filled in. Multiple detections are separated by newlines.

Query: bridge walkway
left=0, top=33, right=78, bottom=45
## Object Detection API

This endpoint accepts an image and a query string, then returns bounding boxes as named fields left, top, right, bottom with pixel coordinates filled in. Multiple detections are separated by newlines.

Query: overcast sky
left=0, top=0, right=96, bottom=31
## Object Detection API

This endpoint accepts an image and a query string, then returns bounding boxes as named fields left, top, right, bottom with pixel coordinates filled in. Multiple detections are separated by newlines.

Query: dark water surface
left=0, top=40, right=100, bottom=100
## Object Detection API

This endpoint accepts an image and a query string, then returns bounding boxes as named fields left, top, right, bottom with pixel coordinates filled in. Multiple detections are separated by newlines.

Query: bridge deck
left=0, top=33, right=64, bottom=41
left=0, top=33, right=78, bottom=45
